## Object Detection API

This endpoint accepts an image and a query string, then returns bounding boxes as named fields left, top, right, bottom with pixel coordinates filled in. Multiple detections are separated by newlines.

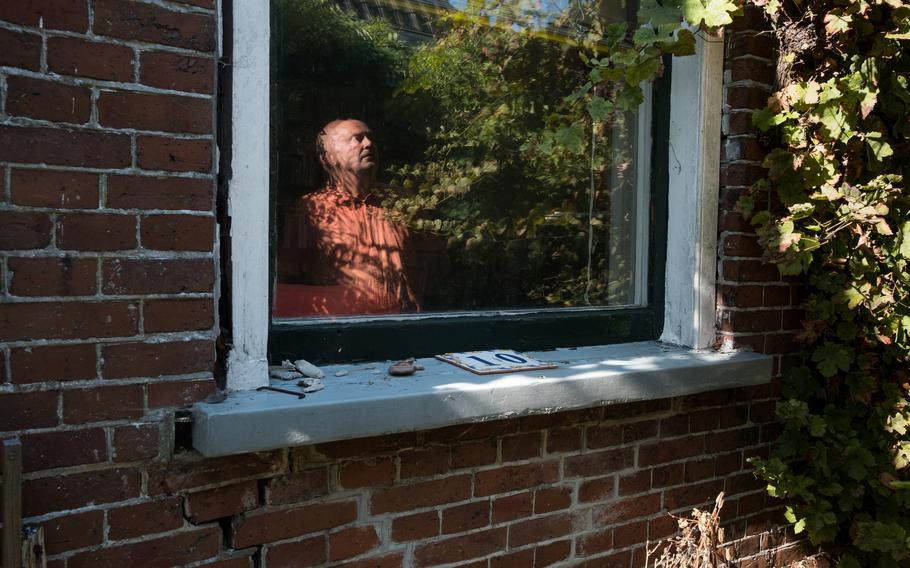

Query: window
left=223, top=0, right=722, bottom=391
left=266, top=0, right=673, bottom=364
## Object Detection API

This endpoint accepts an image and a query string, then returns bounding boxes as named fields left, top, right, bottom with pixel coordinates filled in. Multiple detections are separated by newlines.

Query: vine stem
left=584, top=121, right=596, bottom=306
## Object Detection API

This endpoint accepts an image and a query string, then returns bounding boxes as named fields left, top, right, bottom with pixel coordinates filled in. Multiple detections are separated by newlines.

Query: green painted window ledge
left=192, top=341, right=772, bottom=457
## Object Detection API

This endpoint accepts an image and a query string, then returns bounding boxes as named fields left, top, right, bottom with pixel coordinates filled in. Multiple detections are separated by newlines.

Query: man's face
left=323, top=120, right=377, bottom=175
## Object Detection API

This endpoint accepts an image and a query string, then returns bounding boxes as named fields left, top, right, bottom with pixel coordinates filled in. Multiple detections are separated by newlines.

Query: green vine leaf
left=812, top=343, right=853, bottom=377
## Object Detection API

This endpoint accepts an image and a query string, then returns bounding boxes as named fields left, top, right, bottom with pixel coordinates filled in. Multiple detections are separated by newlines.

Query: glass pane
left=271, top=0, right=648, bottom=319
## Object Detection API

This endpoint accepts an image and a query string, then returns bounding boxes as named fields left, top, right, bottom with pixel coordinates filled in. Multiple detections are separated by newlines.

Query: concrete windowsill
left=192, top=341, right=772, bottom=457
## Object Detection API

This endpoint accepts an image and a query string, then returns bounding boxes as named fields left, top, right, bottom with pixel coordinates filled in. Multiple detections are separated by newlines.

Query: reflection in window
left=272, top=0, right=649, bottom=318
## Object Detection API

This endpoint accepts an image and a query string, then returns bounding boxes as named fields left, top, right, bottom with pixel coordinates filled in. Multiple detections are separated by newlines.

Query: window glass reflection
left=272, top=0, right=646, bottom=318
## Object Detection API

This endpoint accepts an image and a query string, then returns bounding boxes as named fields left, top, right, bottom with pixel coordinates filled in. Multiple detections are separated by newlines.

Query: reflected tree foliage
left=272, top=0, right=677, bottom=311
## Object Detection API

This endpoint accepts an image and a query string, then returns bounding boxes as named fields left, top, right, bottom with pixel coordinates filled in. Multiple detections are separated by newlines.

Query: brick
left=659, top=415, right=689, bottom=438
left=2, top=0, right=88, bottom=31
left=706, top=427, right=760, bottom=453
left=510, top=512, right=575, bottom=547
left=639, top=435, right=705, bottom=466
left=594, top=493, right=662, bottom=526
left=690, top=408, right=721, bottom=432
left=94, top=0, right=215, bottom=51
left=602, top=398, right=670, bottom=420
left=535, top=486, right=572, bottom=514
left=144, top=298, right=214, bottom=332
left=264, top=536, right=326, bottom=568
left=451, top=439, right=497, bottom=469
left=414, top=527, right=506, bottom=567
left=57, top=213, right=137, bottom=251
left=501, top=432, right=541, bottom=461
left=726, top=86, right=773, bottom=110
left=519, top=408, right=600, bottom=431
left=10, top=344, right=96, bottom=383
left=21, top=428, right=107, bottom=472
left=717, top=284, right=764, bottom=308
left=400, top=446, right=449, bottom=478
left=141, top=51, right=215, bottom=93
left=267, top=469, right=328, bottom=505
left=113, top=424, right=160, bottom=462
left=107, top=174, right=213, bottom=210
left=98, top=90, right=211, bottom=134
left=718, top=211, right=752, bottom=232
left=42, top=510, right=104, bottom=555
left=722, top=136, right=767, bottom=162
left=664, top=479, right=725, bottom=510
left=728, top=32, right=775, bottom=58
left=63, top=385, right=144, bottom=424
left=731, top=58, right=776, bottom=85
left=750, top=400, right=776, bottom=423
left=185, top=481, right=259, bottom=523
left=101, top=339, right=212, bottom=379
left=0, top=391, right=58, bottom=431
left=108, top=498, right=184, bottom=540
left=722, top=163, right=768, bottom=187
left=137, top=136, right=214, bottom=172
left=371, top=475, right=472, bottom=514
left=564, top=447, right=634, bottom=478
left=23, top=468, right=141, bottom=517
left=720, top=405, right=750, bottom=428
left=442, top=500, right=489, bottom=534
left=577, top=529, right=613, bottom=556
left=614, top=520, right=647, bottom=547
left=719, top=309, right=782, bottom=333
left=329, top=525, right=380, bottom=562
left=47, top=36, right=134, bottom=81
left=0, top=28, right=41, bottom=70
left=0, top=211, right=51, bottom=249
left=0, top=125, right=130, bottom=169
left=623, top=420, right=658, bottom=443
left=10, top=169, right=99, bottom=209
left=546, top=427, right=581, bottom=453
left=649, top=515, right=678, bottom=541
left=685, top=457, right=716, bottom=482
left=764, top=286, right=793, bottom=307
left=722, top=260, right=780, bottom=282
left=392, top=510, right=439, bottom=542
left=723, top=234, right=764, bottom=257
left=618, top=469, right=650, bottom=495
left=536, top=540, right=571, bottom=566
left=103, top=258, right=214, bottom=294
left=580, top=475, right=616, bottom=502
left=148, top=451, right=283, bottom=493
left=475, top=461, right=559, bottom=496
left=586, top=424, right=622, bottom=448
left=6, top=76, right=92, bottom=123
left=141, top=214, right=214, bottom=251
left=716, top=451, right=743, bottom=475
left=491, top=491, right=532, bottom=523
left=316, top=432, right=417, bottom=460
left=231, top=500, right=358, bottom=548
left=338, top=457, right=395, bottom=489
left=148, top=378, right=217, bottom=408
left=652, top=463, right=684, bottom=488
left=0, top=301, right=138, bottom=341
left=68, top=526, right=220, bottom=568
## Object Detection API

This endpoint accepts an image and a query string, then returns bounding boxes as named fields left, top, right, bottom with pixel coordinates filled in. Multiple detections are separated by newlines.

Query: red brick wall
left=0, top=1, right=809, bottom=567
left=717, top=6, right=804, bottom=375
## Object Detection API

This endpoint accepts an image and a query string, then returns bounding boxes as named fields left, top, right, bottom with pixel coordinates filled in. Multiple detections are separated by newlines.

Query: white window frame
left=223, top=0, right=723, bottom=391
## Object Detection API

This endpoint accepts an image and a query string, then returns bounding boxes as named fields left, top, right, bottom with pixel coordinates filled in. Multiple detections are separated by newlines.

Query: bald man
left=274, top=119, right=437, bottom=317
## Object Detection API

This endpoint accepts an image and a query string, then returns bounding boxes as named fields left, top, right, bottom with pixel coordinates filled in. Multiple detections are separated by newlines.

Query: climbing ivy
left=730, top=0, right=910, bottom=565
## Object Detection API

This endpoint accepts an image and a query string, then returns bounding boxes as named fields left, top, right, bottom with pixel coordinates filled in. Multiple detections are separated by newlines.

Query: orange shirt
left=275, top=188, right=436, bottom=317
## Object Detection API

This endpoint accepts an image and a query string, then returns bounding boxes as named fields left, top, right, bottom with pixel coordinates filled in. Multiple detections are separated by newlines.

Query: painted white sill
left=192, top=341, right=772, bottom=457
